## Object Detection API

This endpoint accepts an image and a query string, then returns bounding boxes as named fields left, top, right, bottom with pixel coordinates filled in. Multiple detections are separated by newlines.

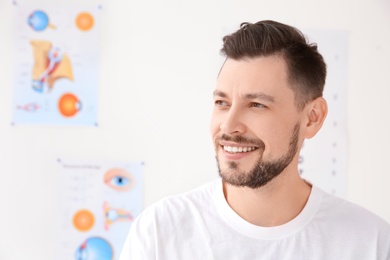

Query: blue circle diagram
left=75, top=237, right=114, bottom=260
left=28, top=10, right=49, bottom=31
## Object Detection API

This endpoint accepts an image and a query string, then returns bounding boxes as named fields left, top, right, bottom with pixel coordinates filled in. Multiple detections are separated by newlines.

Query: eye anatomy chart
left=57, top=159, right=144, bottom=260
left=298, top=30, right=348, bottom=197
left=12, top=3, right=102, bottom=125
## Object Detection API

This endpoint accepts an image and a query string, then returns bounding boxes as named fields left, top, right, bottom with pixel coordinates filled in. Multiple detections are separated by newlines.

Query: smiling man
left=120, top=20, right=390, bottom=259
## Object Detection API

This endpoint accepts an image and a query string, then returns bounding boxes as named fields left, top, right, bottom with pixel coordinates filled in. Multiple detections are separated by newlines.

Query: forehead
left=216, top=56, right=294, bottom=101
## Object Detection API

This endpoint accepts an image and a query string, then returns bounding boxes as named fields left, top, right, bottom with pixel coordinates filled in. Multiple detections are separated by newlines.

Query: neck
left=223, top=165, right=312, bottom=227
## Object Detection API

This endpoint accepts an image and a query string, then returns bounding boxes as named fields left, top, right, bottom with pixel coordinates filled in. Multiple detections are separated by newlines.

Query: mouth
left=216, top=134, right=263, bottom=158
left=222, top=145, right=258, bottom=153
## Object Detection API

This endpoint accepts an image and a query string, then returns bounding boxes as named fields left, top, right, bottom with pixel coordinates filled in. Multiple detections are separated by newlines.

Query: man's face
left=210, top=56, right=305, bottom=188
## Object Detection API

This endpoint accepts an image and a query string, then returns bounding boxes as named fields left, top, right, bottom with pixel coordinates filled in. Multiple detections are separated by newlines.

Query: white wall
left=0, top=0, right=389, bottom=259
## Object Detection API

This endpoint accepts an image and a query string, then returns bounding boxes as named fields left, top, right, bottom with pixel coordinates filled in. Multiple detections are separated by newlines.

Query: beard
left=215, top=123, right=300, bottom=189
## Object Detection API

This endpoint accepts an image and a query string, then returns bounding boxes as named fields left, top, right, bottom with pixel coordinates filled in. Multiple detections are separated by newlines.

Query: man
left=119, top=20, right=390, bottom=259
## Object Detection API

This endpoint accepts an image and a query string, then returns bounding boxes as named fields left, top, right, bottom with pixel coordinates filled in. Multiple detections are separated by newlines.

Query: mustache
left=216, top=134, right=265, bottom=148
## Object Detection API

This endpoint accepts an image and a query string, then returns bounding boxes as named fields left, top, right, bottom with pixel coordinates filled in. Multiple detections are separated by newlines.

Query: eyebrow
left=213, top=90, right=227, bottom=98
left=244, top=93, right=275, bottom=103
left=213, top=90, right=275, bottom=103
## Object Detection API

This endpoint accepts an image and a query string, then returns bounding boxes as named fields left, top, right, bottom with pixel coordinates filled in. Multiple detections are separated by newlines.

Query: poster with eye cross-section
left=57, top=159, right=144, bottom=260
left=12, top=3, right=101, bottom=126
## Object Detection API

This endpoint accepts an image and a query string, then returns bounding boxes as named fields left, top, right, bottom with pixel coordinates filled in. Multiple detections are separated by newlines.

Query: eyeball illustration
left=75, top=236, right=113, bottom=260
left=103, top=168, right=135, bottom=191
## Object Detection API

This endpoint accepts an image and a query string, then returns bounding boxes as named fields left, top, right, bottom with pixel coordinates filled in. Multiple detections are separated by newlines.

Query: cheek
left=265, top=126, right=299, bottom=156
left=250, top=122, right=288, bottom=154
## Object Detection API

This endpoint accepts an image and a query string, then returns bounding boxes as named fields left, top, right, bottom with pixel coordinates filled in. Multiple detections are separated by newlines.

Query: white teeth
left=223, top=146, right=256, bottom=153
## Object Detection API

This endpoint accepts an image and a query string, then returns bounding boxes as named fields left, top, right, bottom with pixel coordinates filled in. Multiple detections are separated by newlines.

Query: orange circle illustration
left=73, top=209, right=95, bottom=232
left=75, top=12, right=94, bottom=31
left=58, top=93, right=81, bottom=117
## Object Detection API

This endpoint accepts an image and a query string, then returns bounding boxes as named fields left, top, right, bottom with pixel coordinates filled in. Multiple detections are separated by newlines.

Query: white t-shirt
left=119, top=179, right=390, bottom=260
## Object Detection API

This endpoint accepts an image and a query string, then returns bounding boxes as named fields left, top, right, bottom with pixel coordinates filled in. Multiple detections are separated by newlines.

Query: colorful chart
left=57, top=160, right=144, bottom=260
left=12, top=4, right=100, bottom=125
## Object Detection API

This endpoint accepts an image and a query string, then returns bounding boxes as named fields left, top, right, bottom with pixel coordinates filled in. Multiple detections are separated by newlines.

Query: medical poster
left=12, top=3, right=102, bottom=125
left=57, top=159, right=144, bottom=260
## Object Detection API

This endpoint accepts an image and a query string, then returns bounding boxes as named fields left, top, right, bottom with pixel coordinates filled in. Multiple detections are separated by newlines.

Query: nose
left=220, top=107, right=246, bottom=135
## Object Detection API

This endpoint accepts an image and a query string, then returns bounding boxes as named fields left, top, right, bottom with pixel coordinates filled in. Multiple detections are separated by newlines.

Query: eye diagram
left=58, top=93, right=82, bottom=117
left=73, top=209, right=95, bottom=232
left=74, top=236, right=113, bottom=260
left=16, top=103, right=40, bottom=112
left=28, top=10, right=56, bottom=31
left=30, top=40, right=73, bottom=93
left=75, top=12, right=95, bottom=31
left=13, top=5, right=100, bottom=126
left=103, top=168, right=135, bottom=191
left=103, top=202, right=133, bottom=231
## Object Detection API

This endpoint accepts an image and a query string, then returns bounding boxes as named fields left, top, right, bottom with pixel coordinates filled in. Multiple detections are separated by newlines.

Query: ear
left=303, top=97, right=328, bottom=139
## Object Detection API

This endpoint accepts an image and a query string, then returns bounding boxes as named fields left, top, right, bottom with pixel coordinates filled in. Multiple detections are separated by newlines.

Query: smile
left=223, top=146, right=258, bottom=153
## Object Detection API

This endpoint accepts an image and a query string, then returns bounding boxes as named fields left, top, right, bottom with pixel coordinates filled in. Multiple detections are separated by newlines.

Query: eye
left=250, top=102, right=267, bottom=109
left=214, top=100, right=229, bottom=107
left=110, top=176, right=129, bottom=187
left=104, top=168, right=135, bottom=191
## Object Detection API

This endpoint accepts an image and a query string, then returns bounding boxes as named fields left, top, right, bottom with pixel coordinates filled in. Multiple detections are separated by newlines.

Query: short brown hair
left=221, top=20, right=327, bottom=110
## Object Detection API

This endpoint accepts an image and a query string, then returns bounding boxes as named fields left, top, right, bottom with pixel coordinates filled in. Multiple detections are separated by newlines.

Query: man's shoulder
left=317, top=188, right=390, bottom=233
left=138, top=179, right=220, bottom=220
left=122, top=180, right=223, bottom=259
